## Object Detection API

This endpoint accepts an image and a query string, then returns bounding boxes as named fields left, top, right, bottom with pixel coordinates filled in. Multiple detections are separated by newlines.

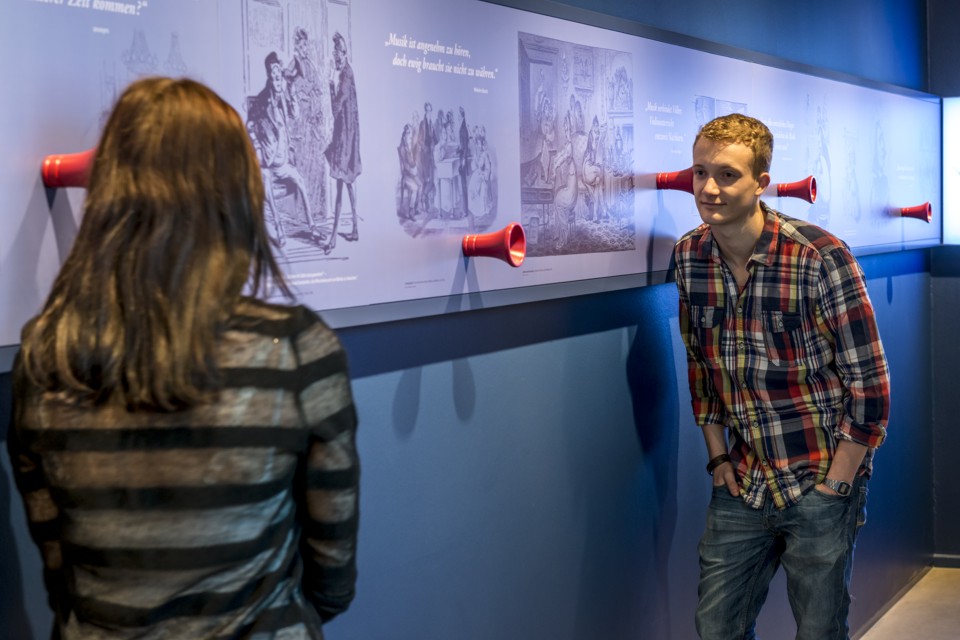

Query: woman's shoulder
left=229, top=298, right=330, bottom=338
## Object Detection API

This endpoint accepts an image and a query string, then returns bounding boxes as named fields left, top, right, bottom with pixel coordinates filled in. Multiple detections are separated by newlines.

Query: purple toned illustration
left=518, top=32, right=635, bottom=257
left=393, top=102, right=499, bottom=238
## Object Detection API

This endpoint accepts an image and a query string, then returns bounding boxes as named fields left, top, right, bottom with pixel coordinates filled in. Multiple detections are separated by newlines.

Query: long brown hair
left=20, top=77, right=290, bottom=410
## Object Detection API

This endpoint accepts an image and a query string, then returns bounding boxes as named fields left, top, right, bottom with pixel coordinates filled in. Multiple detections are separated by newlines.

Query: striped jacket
left=7, top=299, right=359, bottom=639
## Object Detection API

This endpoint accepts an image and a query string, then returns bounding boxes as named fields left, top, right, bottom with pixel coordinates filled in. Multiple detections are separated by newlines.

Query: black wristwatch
left=821, top=478, right=852, bottom=496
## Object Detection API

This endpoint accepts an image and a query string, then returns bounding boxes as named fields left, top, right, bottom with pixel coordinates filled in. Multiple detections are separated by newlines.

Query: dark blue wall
left=929, top=0, right=960, bottom=95
left=931, top=246, right=960, bottom=565
left=546, top=0, right=927, bottom=91
left=0, top=1, right=938, bottom=639
left=323, top=251, right=933, bottom=640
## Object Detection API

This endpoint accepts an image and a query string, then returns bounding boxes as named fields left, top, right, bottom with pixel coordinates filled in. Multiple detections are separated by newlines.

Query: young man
left=673, top=114, right=890, bottom=640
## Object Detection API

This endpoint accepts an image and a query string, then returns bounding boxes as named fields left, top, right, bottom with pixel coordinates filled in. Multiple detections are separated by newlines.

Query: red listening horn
left=775, top=176, right=817, bottom=203
left=462, top=222, right=526, bottom=267
left=41, top=148, right=95, bottom=188
left=655, top=167, right=693, bottom=194
left=897, top=202, right=932, bottom=223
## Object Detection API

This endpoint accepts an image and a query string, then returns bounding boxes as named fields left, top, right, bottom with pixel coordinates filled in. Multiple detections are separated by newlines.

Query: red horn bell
left=775, top=175, right=817, bottom=203
left=462, top=222, right=526, bottom=267
left=655, top=167, right=693, bottom=194
left=42, top=148, right=95, bottom=188
left=897, top=202, right=932, bottom=223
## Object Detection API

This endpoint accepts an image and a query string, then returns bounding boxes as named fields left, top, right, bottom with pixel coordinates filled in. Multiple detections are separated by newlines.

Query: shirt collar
left=696, top=201, right=781, bottom=267
left=752, top=202, right=781, bottom=267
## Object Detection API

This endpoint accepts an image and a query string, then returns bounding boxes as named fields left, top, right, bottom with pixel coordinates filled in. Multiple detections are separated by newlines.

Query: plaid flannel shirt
left=674, top=203, right=890, bottom=509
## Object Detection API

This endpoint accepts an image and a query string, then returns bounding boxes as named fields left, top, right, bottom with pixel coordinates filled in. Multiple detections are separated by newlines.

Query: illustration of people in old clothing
left=418, top=102, right=437, bottom=212
left=284, top=27, right=327, bottom=221
left=470, top=126, right=493, bottom=218
left=248, top=51, right=320, bottom=245
left=323, top=31, right=361, bottom=254
left=437, top=110, right=461, bottom=212
left=458, top=106, right=473, bottom=227
left=582, top=115, right=604, bottom=222
left=398, top=124, right=421, bottom=220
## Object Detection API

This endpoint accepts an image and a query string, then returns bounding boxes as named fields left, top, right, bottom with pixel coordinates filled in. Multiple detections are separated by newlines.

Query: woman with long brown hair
left=7, top=77, right=359, bottom=639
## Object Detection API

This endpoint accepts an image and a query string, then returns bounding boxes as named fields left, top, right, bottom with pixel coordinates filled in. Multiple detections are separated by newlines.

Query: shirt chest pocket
left=762, top=310, right=807, bottom=366
left=690, top=305, right=725, bottom=360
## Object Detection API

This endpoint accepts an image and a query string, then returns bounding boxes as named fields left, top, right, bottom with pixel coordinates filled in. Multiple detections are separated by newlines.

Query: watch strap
left=706, top=453, right=731, bottom=475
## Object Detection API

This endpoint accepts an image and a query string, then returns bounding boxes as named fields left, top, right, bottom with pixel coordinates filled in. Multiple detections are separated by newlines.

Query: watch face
left=825, top=479, right=852, bottom=496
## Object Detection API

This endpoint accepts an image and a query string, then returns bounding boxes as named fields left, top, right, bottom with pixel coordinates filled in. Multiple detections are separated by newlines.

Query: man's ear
left=756, top=172, right=771, bottom=194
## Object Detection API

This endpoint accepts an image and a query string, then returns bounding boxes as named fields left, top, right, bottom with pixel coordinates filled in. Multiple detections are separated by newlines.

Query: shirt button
left=737, top=341, right=745, bottom=350
left=737, top=306, right=743, bottom=314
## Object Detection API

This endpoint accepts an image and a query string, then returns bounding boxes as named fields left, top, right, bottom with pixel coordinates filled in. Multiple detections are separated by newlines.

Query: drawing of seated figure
left=397, top=124, right=421, bottom=220
left=247, top=51, right=321, bottom=246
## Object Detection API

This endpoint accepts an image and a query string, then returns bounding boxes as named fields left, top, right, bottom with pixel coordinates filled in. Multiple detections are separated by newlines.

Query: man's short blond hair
left=694, top=113, right=773, bottom=178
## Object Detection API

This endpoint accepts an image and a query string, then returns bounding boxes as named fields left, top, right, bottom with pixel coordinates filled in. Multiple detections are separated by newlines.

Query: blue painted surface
left=324, top=251, right=934, bottom=639
left=547, top=0, right=927, bottom=91
left=930, top=247, right=960, bottom=563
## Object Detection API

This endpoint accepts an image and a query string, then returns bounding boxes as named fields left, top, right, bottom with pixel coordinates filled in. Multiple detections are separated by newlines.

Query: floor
left=856, top=568, right=960, bottom=639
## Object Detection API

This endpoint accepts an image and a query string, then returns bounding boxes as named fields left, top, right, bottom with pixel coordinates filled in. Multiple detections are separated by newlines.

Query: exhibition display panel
left=0, top=0, right=941, bottom=346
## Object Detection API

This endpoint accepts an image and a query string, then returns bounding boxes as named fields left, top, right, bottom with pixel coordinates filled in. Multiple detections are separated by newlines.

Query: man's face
left=270, top=63, right=283, bottom=93
left=691, top=138, right=768, bottom=230
left=333, top=42, right=345, bottom=70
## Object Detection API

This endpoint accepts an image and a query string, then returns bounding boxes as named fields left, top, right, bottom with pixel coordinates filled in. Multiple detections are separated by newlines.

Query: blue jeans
left=695, top=477, right=867, bottom=640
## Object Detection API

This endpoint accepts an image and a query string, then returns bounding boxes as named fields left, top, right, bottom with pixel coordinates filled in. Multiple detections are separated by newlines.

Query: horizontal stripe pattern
left=674, top=204, right=890, bottom=509
left=7, top=299, right=359, bottom=639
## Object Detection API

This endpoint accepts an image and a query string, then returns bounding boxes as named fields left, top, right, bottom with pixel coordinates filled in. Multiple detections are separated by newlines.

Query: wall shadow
left=1, top=371, right=38, bottom=639
left=623, top=284, right=681, bottom=637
